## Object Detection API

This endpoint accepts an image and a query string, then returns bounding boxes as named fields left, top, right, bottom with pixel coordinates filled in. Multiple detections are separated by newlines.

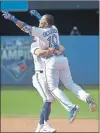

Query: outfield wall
left=1, top=36, right=99, bottom=85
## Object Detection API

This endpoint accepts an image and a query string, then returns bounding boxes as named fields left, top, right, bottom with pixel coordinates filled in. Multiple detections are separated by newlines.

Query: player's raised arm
left=2, top=11, right=32, bottom=34
left=2, top=11, right=45, bottom=37
left=29, top=10, right=42, bottom=20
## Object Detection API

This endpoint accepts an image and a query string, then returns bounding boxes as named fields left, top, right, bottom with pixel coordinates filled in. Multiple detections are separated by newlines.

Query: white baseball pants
left=43, top=55, right=89, bottom=111
left=32, top=72, right=54, bottom=103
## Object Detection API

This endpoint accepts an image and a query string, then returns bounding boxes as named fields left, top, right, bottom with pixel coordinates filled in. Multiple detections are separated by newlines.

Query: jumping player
left=30, top=10, right=96, bottom=113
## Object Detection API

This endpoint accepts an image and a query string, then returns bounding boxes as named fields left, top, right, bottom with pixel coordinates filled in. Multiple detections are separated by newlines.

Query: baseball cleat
left=86, top=95, right=96, bottom=112
left=69, top=105, right=79, bottom=123
left=35, top=123, right=43, bottom=132
left=40, top=123, right=56, bottom=132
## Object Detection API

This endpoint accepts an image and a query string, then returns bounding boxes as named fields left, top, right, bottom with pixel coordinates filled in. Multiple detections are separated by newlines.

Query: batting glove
left=2, top=11, right=14, bottom=21
left=29, top=10, right=42, bottom=20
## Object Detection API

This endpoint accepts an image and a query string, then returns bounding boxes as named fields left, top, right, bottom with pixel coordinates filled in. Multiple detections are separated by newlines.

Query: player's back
left=31, top=25, right=60, bottom=50
left=42, top=25, right=60, bottom=49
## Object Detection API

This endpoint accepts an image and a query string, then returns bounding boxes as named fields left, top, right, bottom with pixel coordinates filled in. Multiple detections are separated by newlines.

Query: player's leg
left=50, top=88, right=79, bottom=123
left=32, top=73, right=47, bottom=132
left=44, top=64, right=76, bottom=112
left=32, top=73, right=56, bottom=132
left=59, top=57, right=96, bottom=112
left=44, top=66, right=79, bottom=123
left=36, top=73, right=56, bottom=132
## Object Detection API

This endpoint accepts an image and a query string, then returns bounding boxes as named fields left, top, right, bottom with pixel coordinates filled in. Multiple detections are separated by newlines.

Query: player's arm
left=54, top=45, right=65, bottom=55
left=34, top=45, right=64, bottom=57
left=2, top=11, right=45, bottom=38
left=31, top=43, right=54, bottom=57
left=31, top=47, right=54, bottom=57
left=35, top=48, right=54, bottom=57
left=2, top=11, right=32, bottom=34
left=29, top=10, right=42, bottom=20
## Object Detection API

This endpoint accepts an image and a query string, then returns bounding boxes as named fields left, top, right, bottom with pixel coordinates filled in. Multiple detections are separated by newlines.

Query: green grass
left=1, top=86, right=99, bottom=119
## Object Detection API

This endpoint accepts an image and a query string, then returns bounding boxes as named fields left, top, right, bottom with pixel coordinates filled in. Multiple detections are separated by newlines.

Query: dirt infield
left=1, top=117, right=98, bottom=132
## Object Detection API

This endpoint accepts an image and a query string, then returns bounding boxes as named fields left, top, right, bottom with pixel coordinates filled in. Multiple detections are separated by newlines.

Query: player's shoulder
left=44, top=25, right=58, bottom=33
left=32, top=26, right=46, bottom=31
left=52, top=25, right=58, bottom=30
left=31, top=42, right=37, bottom=49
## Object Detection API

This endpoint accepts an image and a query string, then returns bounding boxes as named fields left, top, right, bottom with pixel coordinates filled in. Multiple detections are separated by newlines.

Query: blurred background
left=1, top=1, right=99, bottom=118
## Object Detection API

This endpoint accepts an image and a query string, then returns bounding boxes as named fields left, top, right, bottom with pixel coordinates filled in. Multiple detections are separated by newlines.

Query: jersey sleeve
left=30, top=43, right=39, bottom=54
left=30, top=27, right=48, bottom=43
left=30, top=27, right=43, bottom=36
left=21, top=25, right=43, bottom=36
left=20, top=24, right=32, bottom=34
left=52, top=25, right=58, bottom=31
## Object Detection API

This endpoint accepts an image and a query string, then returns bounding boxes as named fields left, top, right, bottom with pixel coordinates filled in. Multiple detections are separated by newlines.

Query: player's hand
left=29, top=10, right=42, bottom=20
left=54, top=50, right=62, bottom=55
left=2, top=11, right=14, bottom=21
left=48, top=48, right=55, bottom=55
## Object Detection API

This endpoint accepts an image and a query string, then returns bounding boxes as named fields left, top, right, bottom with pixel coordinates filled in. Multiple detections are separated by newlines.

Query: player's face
left=39, top=16, right=48, bottom=28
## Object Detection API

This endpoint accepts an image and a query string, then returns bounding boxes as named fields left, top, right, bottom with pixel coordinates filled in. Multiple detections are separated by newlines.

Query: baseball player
left=30, top=38, right=55, bottom=132
left=2, top=11, right=96, bottom=125
left=31, top=37, right=65, bottom=132
left=29, top=10, right=96, bottom=114
left=30, top=10, right=96, bottom=113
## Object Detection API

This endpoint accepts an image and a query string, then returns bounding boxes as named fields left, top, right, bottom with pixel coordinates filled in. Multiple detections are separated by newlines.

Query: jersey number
left=47, top=34, right=58, bottom=47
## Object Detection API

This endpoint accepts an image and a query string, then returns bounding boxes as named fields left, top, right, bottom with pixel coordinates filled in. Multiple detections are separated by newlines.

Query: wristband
left=36, top=13, right=42, bottom=20
left=13, top=17, right=19, bottom=24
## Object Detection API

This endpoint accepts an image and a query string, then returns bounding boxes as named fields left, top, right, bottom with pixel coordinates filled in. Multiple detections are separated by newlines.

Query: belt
left=35, top=70, right=43, bottom=73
